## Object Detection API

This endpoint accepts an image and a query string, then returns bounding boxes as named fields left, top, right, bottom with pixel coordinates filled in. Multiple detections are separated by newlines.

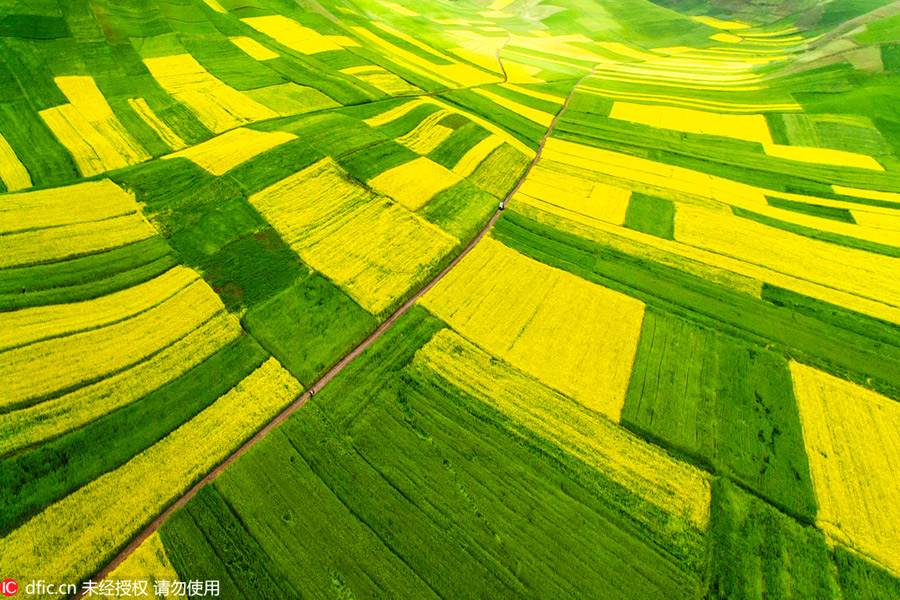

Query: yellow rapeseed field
left=100, top=532, right=180, bottom=600
left=420, top=237, right=646, bottom=421
left=369, top=156, right=462, bottom=210
left=351, top=25, right=496, bottom=88
left=0, top=212, right=156, bottom=269
left=0, top=132, right=31, bottom=191
left=763, top=143, right=884, bottom=170
left=0, top=179, right=141, bottom=235
left=164, top=127, right=296, bottom=175
left=691, top=15, right=750, bottom=29
left=452, top=134, right=504, bottom=176
left=396, top=110, right=454, bottom=154
left=241, top=15, right=344, bottom=54
left=0, top=278, right=226, bottom=409
left=250, top=157, right=457, bottom=314
left=832, top=185, right=900, bottom=204
left=55, top=76, right=149, bottom=164
left=363, top=99, right=426, bottom=127
left=498, top=82, right=565, bottom=104
left=608, top=101, right=773, bottom=144
left=0, top=358, right=302, bottom=591
left=0, top=266, right=198, bottom=351
left=674, top=203, right=900, bottom=309
left=791, top=362, right=900, bottom=577
left=578, top=85, right=802, bottom=112
left=229, top=35, right=279, bottom=60
left=127, top=98, right=186, bottom=151
left=472, top=88, right=554, bottom=127
left=412, top=329, right=711, bottom=530
left=200, top=0, right=226, bottom=12
left=710, top=32, right=743, bottom=43
left=506, top=33, right=608, bottom=63
left=0, top=312, right=241, bottom=456
left=382, top=1, right=419, bottom=16
left=340, top=65, right=420, bottom=95
left=516, top=163, right=632, bottom=226
left=143, top=54, right=277, bottom=133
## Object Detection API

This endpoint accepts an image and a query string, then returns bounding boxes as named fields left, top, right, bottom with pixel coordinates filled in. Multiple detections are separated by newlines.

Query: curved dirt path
left=81, top=59, right=598, bottom=594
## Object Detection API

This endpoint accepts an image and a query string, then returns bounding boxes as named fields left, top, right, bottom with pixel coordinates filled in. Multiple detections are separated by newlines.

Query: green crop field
left=1, top=0, right=900, bottom=597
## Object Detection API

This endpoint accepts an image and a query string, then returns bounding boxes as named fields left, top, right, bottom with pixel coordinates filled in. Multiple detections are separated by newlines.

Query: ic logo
left=1, top=580, right=17, bottom=597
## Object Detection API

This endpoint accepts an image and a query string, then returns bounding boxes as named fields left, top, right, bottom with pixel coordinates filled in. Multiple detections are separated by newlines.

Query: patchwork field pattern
left=2, top=0, right=900, bottom=597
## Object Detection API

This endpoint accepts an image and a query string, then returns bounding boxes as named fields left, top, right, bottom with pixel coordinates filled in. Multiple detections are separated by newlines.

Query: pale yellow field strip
left=0, top=358, right=301, bottom=590
left=0, top=179, right=140, bottom=235
left=127, top=98, right=186, bottom=151
left=675, top=203, right=900, bottom=308
left=351, top=25, right=497, bottom=88
left=40, top=104, right=131, bottom=177
left=363, top=99, right=426, bottom=128
left=396, top=110, right=454, bottom=154
left=763, top=144, right=884, bottom=171
left=832, top=185, right=900, bottom=205
left=516, top=163, right=632, bottom=226
left=791, top=362, right=900, bottom=577
left=0, top=266, right=198, bottom=351
left=507, top=33, right=610, bottom=63
left=201, top=0, right=226, bottom=12
left=472, top=88, right=553, bottom=126
left=0, top=278, right=226, bottom=409
left=710, top=32, right=743, bottom=43
left=0, top=312, right=241, bottom=456
left=382, top=1, right=418, bottom=16
left=340, top=65, right=420, bottom=95
left=243, top=82, right=339, bottom=117
left=242, top=15, right=347, bottom=54
left=250, top=157, right=457, bottom=314
left=488, top=0, right=515, bottom=9
left=100, top=532, right=179, bottom=600
left=143, top=54, right=277, bottom=133
left=368, top=156, right=462, bottom=210
left=851, top=210, right=900, bottom=232
left=691, top=15, right=751, bottom=30
left=498, top=82, right=565, bottom=104
left=0, top=132, right=31, bottom=191
left=479, top=10, right=512, bottom=18
left=578, top=85, right=802, bottom=113
left=54, top=76, right=150, bottom=170
left=164, top=127, right=296, bottom=175
left=608, top=101, right=774, bottom=144
left=0, top=212, right=156, bottom=269
left=453, top=134, right=504, bottom=176
left=420, top=237, right=645, bottom=421
left=596, top=42, right=659, bottom=62
left=412, top=329, right=711, bottom=530
left=229, top=35, right=279, bottom=60
left=421, top=96, right=535, bottom=157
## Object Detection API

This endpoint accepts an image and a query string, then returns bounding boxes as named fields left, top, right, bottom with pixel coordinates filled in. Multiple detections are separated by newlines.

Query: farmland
left=1, top=0, right=900, bottom=597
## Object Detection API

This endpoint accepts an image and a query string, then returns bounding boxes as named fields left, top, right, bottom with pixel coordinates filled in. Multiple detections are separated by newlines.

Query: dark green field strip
left=493, top=210, right=900, bottom=399
left=0, top=101, right=79, bottom=187
left=439, top=90, right=546, bottom=151
left=162, top=308, right=705, bottom=600
left=482, top=83, right=564, bottom=114
left=167, top=197, right=265, bottom=265
left=421, top=181, right=498, bottom=241
left=372, top=102, right=443, bottom=138
left=199, top=226, right=307, bottom=311
left=337, top=139, right=418, bottom=182
left=732, top=206, right=900, bottom=258
left=243, top=273, right=378, bottom=387
left=0, top=237, right=176, bottom=311
left=624, top=193, right=675, bottom=239
left=160, top=485, right=299, bottom=600
left=622, top=310, right=817, bottom=520
left=554, top=114, right=900, bottom=196
left=708, top=479, right=840, bottom=600
left=428, top=122, right=492, bottom=169
left=181, top=32, right=286, bottom=91
left=835, top=546, right=900, bottom=600
left=766, top=195, right=857, bottom=223
left=0, top=335, right=267, bottom=537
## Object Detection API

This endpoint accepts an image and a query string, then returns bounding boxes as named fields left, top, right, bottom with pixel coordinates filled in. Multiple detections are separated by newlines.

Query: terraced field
left=1, top=0, right=900, bottom=598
